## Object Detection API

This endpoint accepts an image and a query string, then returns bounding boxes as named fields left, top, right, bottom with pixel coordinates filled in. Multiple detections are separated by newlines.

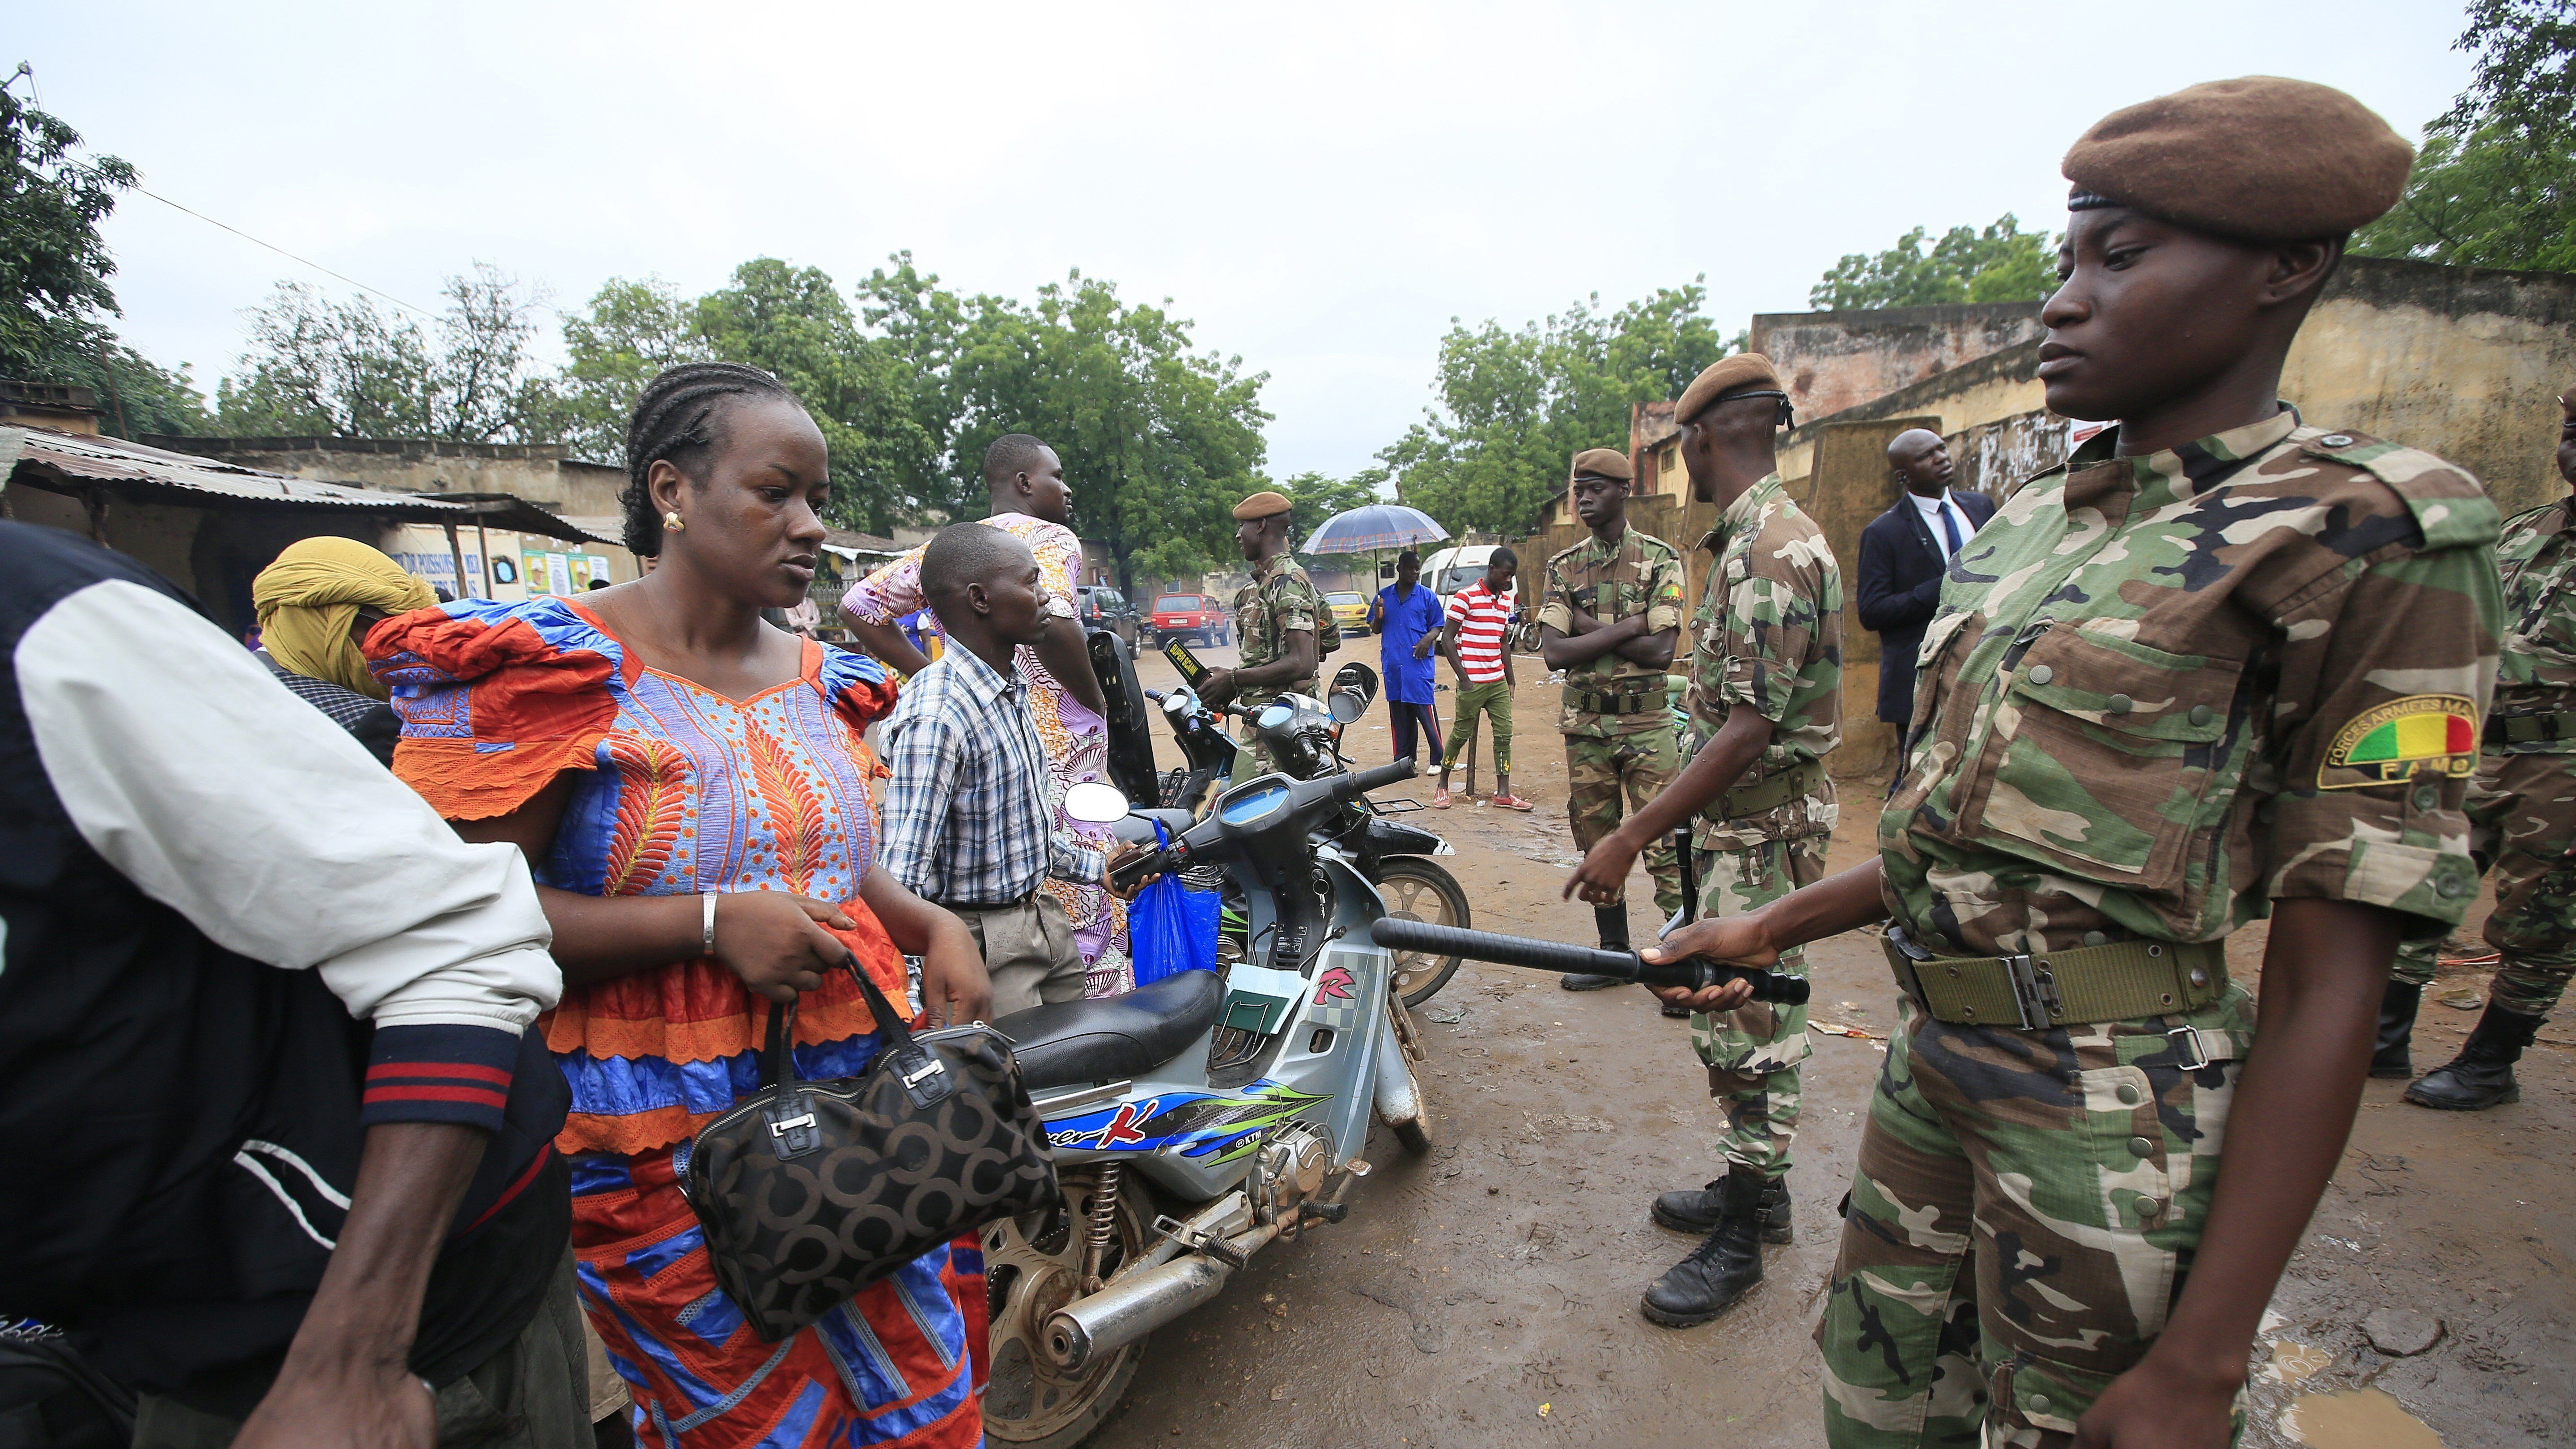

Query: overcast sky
left=23, top=0, right=2472, bottom=479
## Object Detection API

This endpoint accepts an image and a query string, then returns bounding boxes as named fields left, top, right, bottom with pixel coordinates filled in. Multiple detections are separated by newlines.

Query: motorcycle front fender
left=1363, top=816, right=1447, bottom=858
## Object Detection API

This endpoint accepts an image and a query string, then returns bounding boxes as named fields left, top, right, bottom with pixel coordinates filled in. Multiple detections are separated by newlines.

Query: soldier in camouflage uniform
left=1199, top=489, right=1321, bottom=781
left=1641, top=79, right=2489, bottom=1449
left=1538, top=447, right=1687, bottom=976
left=1563, top=354, right=1841, bottom=1328
left=2381, top=383, right=2576, bottom=1109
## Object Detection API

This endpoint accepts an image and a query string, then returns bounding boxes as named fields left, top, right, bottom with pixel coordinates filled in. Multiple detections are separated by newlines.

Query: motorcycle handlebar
left=1336, top=757, right=1419, bottom=800
left=1367, top=918, right=1808, bottom=1005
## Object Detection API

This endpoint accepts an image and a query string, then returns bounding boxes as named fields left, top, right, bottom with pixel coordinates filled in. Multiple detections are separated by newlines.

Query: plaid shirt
left=879, top=643, right=1105, bottom=908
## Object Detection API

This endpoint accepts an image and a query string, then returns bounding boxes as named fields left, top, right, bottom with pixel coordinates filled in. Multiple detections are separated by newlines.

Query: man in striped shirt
left=1434, top=549, right=1531, bottom=810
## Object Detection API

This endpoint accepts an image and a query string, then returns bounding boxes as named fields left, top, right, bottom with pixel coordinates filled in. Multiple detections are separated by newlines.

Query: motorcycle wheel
left=1375, top=857, right=1471, bottom=1007
left=984, top=1167, right=1155, bottom=1449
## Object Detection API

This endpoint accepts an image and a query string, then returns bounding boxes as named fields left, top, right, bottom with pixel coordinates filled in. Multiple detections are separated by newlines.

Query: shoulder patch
left=2296, top=429, right=2500, bottom=551
left=2319, top=693, right=2478, bottom=790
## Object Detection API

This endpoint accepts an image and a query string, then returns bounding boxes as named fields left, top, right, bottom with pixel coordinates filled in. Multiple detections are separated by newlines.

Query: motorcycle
left=977, top=761, right=1435, bottom=1448
left=1146, top=660, right=1474, bottom=1007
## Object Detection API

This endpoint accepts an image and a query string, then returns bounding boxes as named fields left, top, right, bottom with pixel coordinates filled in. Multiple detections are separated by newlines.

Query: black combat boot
left=1561, top=905, right=1630, bottom=990
left=1641, top=1167, right=1770, bottom=1327
left=1651, top=1173, right=1792, bottom=1244
left=2404, top=1002, right=2542, bottom=1110
left=2371, top=979, right=2422, bottom=1079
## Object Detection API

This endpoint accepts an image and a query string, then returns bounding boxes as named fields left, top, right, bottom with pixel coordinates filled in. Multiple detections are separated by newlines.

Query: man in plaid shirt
left=880, top=524, right=1142, bottom=1012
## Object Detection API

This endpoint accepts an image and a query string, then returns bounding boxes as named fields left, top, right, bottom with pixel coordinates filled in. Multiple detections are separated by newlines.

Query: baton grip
left=1367, top=918, right=1807, bottom=1005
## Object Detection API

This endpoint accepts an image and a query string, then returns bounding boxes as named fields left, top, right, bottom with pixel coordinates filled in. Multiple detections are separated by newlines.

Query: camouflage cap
left=1570, top=447, right=1634, bottom=482
left=1232, top=490, right=1292, bottom=520
left=1676, top=354, right=1784, bottom=426
left=2063, top=77, right=2413, bottom=241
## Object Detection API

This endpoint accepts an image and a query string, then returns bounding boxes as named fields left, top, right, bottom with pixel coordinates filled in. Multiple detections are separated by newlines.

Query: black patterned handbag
left=683, top=954, right=1061, bottom=1342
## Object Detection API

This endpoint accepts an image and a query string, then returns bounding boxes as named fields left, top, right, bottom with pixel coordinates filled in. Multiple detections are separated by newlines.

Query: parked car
left=1150, top=592, right=1231, bottom=646
left=1076, top=586, right=1141, bottom=653
left=1324, top=590, right=1371, bottom=637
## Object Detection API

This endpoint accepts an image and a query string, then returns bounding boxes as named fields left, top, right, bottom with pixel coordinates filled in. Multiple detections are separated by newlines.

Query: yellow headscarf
left=252, top=536, right=438, bottom=699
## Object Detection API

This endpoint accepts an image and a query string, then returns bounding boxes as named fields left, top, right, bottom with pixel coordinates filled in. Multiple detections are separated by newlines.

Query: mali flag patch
left=2319, top=694, right=2478, bottom=789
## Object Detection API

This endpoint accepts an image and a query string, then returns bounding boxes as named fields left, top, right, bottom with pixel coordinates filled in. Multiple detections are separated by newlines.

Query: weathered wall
left=2282, top=257, right=2576, bottom=516
left=1752, top=302, right=2045, bottom=421
left=142, top=435, right=630, bottom=517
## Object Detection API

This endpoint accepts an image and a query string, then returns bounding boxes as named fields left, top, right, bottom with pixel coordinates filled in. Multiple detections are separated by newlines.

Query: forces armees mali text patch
left=2318, top=694, right=2478, bottom=789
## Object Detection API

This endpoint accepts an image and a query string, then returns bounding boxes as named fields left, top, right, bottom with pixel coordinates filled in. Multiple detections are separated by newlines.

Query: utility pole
left=92, top=340, right=131, bottom=438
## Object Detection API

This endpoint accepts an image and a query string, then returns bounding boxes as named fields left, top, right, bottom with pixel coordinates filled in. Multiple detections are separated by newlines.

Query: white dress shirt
left=1912, top=490, right=1972, bottom=562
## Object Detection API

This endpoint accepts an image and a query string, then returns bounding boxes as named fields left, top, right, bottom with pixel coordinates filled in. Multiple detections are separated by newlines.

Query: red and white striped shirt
left=1444, top=582, right=1514, bottom=684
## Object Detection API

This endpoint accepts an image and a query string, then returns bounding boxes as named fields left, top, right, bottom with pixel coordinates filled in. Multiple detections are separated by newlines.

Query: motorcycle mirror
left=1328, top=689, right=1367, bottom=725
left=1330, top=661, right=1379, bottom=707
left=1062, top=782, right=1132, bottom=824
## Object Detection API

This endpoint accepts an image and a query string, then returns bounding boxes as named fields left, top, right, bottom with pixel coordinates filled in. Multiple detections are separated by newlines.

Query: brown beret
left=1675, top=354, right=1784, bottom=426
left=1569, top=447, right=1634, bottom=482
left=2063, top=77, right=2413, bottom=242
left=1232, top=490, right=1292, bottom=520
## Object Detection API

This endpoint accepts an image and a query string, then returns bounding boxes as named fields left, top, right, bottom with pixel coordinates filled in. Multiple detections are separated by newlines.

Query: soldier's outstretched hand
left=1563, top=834, right=1641, bottom=904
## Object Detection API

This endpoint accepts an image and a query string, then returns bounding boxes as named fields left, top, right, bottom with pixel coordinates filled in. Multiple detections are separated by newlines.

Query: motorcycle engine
left=1250, top=1123, right=1331, bottom=1225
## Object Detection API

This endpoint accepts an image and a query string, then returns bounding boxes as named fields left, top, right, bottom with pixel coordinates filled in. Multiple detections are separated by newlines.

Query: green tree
left=1284, top=466, right=1388, bottom=555
left=555, top=276, right=714, bottom=462
left=2355, top=0, right=2575, bottom=272
left=1377, top=282, right=1729, bottom=536
left=1809, top=214, right=2058, bottom=310
left=0, top=69, right=133, bottom=377
left=696, top=259, right=936, bottom=536
left=0, top=69, right=209, bottom=436
left=858, top=261, right=1269, bottom=588
left=216, top=264, right=564, bottom=442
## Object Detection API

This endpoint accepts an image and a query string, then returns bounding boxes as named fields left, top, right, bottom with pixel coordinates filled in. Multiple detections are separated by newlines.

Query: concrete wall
left=141, top=435, right=631, bottom=517
left=1751, top=302, right=2045, bottom=421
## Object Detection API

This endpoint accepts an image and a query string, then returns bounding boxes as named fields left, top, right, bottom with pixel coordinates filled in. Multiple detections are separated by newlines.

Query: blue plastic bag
left=1129, top=821, right=1220, bottom=985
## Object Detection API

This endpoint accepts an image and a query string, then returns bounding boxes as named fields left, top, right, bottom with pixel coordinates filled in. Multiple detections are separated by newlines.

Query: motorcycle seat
left=994, top=969, right=1231, bottom=1092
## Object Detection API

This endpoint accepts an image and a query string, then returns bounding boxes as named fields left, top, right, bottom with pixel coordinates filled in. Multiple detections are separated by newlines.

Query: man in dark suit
left=1854, top=428, right=1995, bottom=782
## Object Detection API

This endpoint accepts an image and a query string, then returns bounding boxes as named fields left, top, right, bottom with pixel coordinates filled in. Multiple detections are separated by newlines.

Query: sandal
left=1493, top=793, right=1535, bottom=812
left=1432, top=787, right=1451, bottom=809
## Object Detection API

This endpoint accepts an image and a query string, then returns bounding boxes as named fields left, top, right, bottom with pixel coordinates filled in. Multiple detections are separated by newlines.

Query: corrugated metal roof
left=3, top=425, right=476, bottom=515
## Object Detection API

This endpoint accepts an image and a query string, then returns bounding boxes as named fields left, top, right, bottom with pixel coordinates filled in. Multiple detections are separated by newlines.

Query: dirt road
left=1085, top=640, right=2571, bottom=1449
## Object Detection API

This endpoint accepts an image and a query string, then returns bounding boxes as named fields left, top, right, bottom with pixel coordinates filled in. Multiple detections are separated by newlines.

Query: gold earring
left=663, top=510, right=685, bottom=532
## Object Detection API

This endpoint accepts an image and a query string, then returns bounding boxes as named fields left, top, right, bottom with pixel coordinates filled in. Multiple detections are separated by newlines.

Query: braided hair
left=618, top=362, right=800, bottom=556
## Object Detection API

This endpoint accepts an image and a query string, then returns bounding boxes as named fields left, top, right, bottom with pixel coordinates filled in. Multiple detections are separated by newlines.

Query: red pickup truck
left=1149, top=593, right=1231, bottom=647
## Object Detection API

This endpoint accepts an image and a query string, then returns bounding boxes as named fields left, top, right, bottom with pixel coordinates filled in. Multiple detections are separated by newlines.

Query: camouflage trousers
left=1816, top=986, right=2255, bottom=1448
left=1689, top=834, right=1826, bottom=1180
left=2388, top=751, right=2576, bottom=1017
left=1565, top=726, right=1682, bottom=916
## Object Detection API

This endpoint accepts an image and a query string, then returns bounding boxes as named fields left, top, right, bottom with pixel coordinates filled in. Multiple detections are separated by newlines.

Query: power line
left=133, top=186, right=435, bottom=318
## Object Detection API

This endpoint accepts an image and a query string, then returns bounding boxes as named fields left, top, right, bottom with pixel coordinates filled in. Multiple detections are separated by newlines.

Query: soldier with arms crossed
left=1563, top=354, right=1842, bottom=1328
left=1540, top=448, right=1688, bottom=980
left=1647, top=80, right=2500, bottom=1448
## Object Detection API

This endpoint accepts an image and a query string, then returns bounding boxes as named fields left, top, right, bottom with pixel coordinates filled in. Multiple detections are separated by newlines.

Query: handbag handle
left=758, top=951, right=925, bottom=1091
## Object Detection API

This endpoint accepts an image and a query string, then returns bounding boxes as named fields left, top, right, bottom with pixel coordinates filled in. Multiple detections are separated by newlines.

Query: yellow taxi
left=1323, top=591, right=1371, bottom=637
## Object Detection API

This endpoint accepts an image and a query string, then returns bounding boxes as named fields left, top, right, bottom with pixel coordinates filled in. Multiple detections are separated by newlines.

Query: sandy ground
left=1079, top=637, right=2572, bottom=1449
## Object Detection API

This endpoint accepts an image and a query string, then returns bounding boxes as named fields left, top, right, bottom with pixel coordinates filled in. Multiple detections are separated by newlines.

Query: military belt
left=1564, top=685, right=1664, bottom=716
left=2485, top=710, right=2576, bottom=746
left=1708, top=760, right=1825, bottom=821
left=1881, top=923, right=2229, bottom=1032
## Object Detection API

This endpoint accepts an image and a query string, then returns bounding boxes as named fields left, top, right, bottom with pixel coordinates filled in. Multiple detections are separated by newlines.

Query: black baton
left=1370, top=918, right=1806, bottom=1005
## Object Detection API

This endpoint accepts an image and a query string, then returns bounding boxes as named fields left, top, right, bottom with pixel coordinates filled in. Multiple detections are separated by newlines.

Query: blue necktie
left=1938, top=501, right=1964, bottom=559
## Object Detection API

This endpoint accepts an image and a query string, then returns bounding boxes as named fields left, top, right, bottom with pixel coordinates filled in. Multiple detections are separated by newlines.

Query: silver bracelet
left=703, top=892, right=719, bottom=956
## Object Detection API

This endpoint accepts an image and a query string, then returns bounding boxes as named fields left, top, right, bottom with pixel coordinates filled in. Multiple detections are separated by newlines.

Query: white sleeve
left=17, top=580, right=560, bottom=1032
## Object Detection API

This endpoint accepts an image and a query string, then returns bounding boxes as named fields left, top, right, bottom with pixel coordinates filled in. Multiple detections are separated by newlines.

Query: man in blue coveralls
left=1369, top=548, right=1446, bottom=765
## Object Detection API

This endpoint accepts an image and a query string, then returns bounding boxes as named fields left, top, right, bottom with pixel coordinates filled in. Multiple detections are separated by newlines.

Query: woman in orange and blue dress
left=372, top=364, right=993, bottom=1448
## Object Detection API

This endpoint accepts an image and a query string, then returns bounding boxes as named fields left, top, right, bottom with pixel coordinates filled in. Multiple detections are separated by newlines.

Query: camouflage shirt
left=1233, top=555, right=1321, bottom=706
left=2489, top=497, right=2576, bottom=753
left=1880, top=409, right=2502, bottom=956
left=1690, top=473, right=1843, bottom=848
left=1538, top=525, right=1686, bottom=736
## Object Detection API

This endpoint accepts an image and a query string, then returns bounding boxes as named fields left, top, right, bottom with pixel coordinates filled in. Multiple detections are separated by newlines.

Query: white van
left=1419, top=545, right=1519, bottom=605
